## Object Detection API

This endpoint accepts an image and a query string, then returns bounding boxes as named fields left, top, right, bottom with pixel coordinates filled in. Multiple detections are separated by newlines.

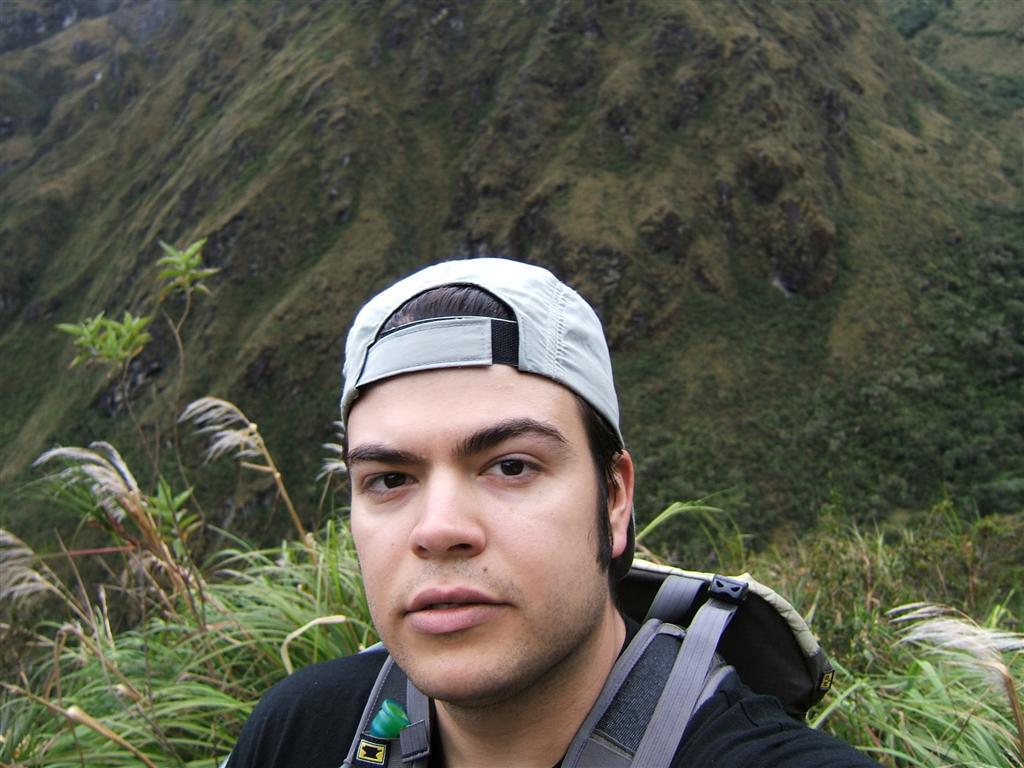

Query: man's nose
left=409, top=473, right=485, bottom=559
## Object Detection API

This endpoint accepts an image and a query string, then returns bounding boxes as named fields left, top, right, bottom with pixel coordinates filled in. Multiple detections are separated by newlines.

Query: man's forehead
left=346, top=365, right=586, bottom=443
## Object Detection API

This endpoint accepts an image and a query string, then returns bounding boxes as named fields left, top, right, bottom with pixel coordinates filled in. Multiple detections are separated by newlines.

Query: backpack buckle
left=399, top=720, right=430, bottom=762
left=708, top=575, right=748, bottom=605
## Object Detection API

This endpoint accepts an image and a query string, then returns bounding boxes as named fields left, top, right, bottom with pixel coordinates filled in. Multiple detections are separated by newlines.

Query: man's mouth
left=406, top=586, right=502, bottom=614
left=405, top=587, right=507, bottom=634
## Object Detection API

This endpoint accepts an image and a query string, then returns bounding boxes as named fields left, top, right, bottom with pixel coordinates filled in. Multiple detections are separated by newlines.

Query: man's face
left=347, top=365, right=632, bottom=707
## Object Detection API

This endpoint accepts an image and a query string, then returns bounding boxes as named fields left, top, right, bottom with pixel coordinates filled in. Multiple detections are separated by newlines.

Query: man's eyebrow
left=346, top=419, right=571, bottom=468
left=345, top=444, right=425, bottom=468
left=457, top=418, right=571, bottom=458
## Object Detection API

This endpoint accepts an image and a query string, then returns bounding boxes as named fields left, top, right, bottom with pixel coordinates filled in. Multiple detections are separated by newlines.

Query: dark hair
left=578, top=395, right=634, bottom=586
left=377, top=283, right=631, bottom=590
left=380, top=284, right=510, bottom=330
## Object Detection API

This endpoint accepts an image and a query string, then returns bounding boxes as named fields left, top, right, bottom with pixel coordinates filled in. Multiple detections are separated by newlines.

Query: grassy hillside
left=0, top=0, right=1020, bottom=557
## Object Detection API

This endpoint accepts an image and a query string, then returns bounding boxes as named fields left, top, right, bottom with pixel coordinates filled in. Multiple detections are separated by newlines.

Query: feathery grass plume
left=0, top=530, right=102, bottom=630
left=181, top=397, right=312, bottom=549
left=0, top=530, right=62, bottom=603
left=33, top=441, right=141, bottom=524
left=30, top=441, right=199, bottom=614
left=891, top=602, right=1024, bottom=765
left=316, top=425, right=349, bottom=514
left=317, top=423, right=347, bottom=481
left=33, top=441, right=156, bottom=551
left=180, top=397, right=262, bottom=462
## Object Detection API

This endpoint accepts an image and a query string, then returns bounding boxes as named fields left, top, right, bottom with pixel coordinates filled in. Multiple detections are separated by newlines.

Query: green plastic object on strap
left=370, top=700, right=410, bottom=739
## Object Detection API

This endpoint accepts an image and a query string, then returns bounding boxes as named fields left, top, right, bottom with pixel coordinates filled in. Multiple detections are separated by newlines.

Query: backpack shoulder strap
left=561, top=618, right=666, bottom=767
left=398, top=677, right=430, bottom=767
left=342, top=654, right=431, bottom=768
left=642, top=570, right=704, bottom=623
left=561, top=579, right=743, bottom=768
left=630, top=576, right=747, bottom=765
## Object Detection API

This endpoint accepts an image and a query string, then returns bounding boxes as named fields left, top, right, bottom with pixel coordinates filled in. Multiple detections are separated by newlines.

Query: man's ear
left=608, top=449, right=635, bottom=559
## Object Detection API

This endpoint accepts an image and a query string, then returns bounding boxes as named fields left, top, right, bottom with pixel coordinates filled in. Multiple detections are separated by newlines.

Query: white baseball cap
left=341, top=257, right=622, bottom=444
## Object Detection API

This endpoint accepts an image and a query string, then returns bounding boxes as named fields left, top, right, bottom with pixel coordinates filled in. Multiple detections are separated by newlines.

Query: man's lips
left=406, top=586, right=503, bottom=614
left=404, top=587, right=508, bottom=634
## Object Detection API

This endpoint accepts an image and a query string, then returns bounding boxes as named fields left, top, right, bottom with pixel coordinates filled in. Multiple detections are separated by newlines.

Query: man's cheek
left=360, top=573, right=390, bottom=640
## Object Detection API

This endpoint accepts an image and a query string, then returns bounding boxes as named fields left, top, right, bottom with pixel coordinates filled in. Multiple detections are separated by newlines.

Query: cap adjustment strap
left=357, top=317, right=518, bottom=388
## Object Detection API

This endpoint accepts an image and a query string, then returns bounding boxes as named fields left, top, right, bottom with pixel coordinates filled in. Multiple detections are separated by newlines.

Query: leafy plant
left=157, top=238, right=218, bottom=301
left=820, top=603, right=1024, bottom=768
left=0, top=522, right=372, bottom=766
left=56, top=311, right=153, bottom=370
left=892, top=603, right=1024, bottom=764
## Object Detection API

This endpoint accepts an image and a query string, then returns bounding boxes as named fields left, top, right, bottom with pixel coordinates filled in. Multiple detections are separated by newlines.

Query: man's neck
left=433, top=606, right=626, bottom=768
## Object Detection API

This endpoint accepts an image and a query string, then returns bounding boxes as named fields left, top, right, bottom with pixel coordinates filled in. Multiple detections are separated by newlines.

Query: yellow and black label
left=355, top=736, right=388, bottom=766
left=819, top=669, right=835, bottom=691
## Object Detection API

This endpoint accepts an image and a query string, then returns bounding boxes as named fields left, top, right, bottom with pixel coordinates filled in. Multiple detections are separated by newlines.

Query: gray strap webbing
left=643, top=573, right=703, bottom=625
left=631, top=599, right=740, bottom=766
left=400, top=677, right=431, bottom=767
left=342, top=654, right=430, bottom=768
left=560, top=620, right=667, bottom=768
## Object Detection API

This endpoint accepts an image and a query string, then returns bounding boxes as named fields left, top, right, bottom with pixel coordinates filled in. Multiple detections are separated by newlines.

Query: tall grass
left=0, top=433, right=372, bottom=767
left=0, top=242, right=374, bottom=766
left=813, top=604, right=1024, bottom=768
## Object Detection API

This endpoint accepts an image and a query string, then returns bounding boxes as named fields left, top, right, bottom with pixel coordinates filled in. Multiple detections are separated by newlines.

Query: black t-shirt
left=226, top=643, right=881, bottom=768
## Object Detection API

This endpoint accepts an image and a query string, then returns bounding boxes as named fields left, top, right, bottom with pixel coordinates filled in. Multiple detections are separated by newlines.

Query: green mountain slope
left=1, top=0, right=1020, bottom=554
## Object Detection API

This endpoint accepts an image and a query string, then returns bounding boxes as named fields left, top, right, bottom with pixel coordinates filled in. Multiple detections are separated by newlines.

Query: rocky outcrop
left=739, top=145, right=805, bottom=205
left=761, top=197, right=837, bottom=298
left=0, top=0, right=120, bottom=54
left=638, top=208, right=692, bottom=265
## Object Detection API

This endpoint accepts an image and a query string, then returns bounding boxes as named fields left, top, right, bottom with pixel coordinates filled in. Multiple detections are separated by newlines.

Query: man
left=227, top=258, right=880, bottom=767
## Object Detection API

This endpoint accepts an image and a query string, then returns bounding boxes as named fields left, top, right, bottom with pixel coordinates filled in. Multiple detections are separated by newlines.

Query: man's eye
left=366, top=472, right=408, bottom=492
left=497, top=459, right=525, bottom=476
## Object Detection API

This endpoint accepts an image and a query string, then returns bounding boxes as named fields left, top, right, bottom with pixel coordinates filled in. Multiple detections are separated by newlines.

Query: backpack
left=341, top=559, right=834, bottom=768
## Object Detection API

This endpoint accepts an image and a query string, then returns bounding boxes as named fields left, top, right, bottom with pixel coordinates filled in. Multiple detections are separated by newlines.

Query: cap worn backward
left=340, top=258, right=622, bottom=444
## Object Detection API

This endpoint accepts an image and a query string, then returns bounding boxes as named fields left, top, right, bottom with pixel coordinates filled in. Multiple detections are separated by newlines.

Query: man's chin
left=396, top=651, right=533, bottom=709
left=405, top=661, right=504, bottom=703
